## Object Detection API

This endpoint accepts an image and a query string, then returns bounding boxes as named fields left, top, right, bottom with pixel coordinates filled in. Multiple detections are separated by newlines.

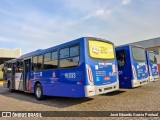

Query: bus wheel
left=8, top=82, right=13, bottom=92
left=35, top=84, right=44, bottom=100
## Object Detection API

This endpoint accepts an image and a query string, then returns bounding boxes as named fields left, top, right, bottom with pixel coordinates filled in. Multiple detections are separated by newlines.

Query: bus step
left=24, top=91, right=30, bottom=93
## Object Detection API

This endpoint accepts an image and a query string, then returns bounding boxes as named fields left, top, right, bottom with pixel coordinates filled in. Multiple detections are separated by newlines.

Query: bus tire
left=35, top=84, right=44, bottom=100
left=8, top=81, right=13, bottom=92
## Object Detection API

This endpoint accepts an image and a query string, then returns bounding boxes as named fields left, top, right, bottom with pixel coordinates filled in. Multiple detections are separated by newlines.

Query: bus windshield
left=132, top=46, right=146, bottom=62
left=149, top=52, right=157, bottom=64
left=88, top=40, right=114, bottom=59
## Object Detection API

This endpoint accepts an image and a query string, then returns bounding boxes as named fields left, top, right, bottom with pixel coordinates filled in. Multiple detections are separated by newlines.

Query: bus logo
left=92, top=45, right=99, bottom=54
left=52, top=72, right=56, bottom=78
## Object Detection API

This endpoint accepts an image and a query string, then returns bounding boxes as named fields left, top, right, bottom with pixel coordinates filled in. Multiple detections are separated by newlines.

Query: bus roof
left=116, top=44, right=144, bottom=49
left=4, top=58, right=17, bottom=64
left=19, top=37, right=113, bottom=59
left=3, top=37, right=113, bottom=63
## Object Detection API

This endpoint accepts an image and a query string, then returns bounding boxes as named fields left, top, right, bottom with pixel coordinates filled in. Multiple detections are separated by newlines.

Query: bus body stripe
left=132, top=65, right=137, bottom=79
left=86, top=64, right=94, bottom=85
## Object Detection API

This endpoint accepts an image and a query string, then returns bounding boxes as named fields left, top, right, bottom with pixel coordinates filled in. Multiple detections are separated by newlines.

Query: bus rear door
left=23, top=59, right=31, bottom=91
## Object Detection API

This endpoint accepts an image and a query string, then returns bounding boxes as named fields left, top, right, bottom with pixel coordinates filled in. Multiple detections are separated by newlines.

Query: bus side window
left=7, top=64, right=12, bottom=73
left=16, top=61, right=23, bottom=73
left=69, top=45, right=79, bottom=66
left=44, top=51, right=58, bottom=70
left=37, top=55, right=43, bottom=71
left=20, top=62, right=23, bottom=72
left=116, top=50, right=125, bottom=67
left=3, top=64, right=8, bottom=78
left=60, top=47, right=70, bottom=68
left=60, top=45, right=79, bottom=68
left=60, top=48, right=69, bottom=59
left=44, top=52, right=51, bottom=70
left=51, top=51, right=58, bottom=69
left=32, top=56, right=38, bottom=71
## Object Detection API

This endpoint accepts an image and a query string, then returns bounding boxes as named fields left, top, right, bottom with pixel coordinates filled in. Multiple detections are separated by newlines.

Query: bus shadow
left=103, top=90, right=126, bottom=96
left=45, top=96, right=93, bottom=108
left=0, top=88, right=93, bottom=108
left=127, top=86, right=142, bottom=89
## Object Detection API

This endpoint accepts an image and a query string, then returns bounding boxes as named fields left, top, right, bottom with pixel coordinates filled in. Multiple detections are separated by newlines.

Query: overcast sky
left=0, top=0, right=160, bottom=54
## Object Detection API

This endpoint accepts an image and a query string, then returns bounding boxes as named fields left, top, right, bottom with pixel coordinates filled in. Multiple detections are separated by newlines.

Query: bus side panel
left=116, top=46, right=132, bottom=88
left=30, top=39, right=86, bottom=98
left=42, top=67, right=86, bottom=98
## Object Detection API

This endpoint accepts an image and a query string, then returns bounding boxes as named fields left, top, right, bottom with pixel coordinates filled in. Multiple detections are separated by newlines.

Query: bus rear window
left=88, top=40, right=114, bottom=59
left=132, top=46, right=146, bottom=62
left=149, top=52, right=157, bottom=64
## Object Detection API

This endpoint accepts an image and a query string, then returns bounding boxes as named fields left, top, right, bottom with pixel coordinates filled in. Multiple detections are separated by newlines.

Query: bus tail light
left=132, top=65, right=137, bottom=79
left=77, top=82, right=83, bottom=84
left=89, top=90, right=93, bottom=93
left=86, top=64, right=94, bottom=85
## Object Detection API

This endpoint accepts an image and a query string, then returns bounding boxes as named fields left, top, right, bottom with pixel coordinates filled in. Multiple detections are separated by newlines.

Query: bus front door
left=24, top=59, right=31, bottom=91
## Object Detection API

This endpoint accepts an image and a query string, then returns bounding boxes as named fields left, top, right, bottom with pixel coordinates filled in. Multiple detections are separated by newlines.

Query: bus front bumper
left=84, top=82, right=119, bottom=97
left=132, top=77, right=149, bottom=88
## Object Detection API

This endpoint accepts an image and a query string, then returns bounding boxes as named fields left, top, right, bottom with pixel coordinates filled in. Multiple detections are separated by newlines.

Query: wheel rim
left=36, top=87, right=41, bottom=98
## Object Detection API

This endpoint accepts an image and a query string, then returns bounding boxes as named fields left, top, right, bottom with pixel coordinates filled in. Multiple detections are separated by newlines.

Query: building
left=130, top=37, right=160, bottom=76
left=0, top=48, right=21, bottom=80
left=130, top=37, right=160, bottom=54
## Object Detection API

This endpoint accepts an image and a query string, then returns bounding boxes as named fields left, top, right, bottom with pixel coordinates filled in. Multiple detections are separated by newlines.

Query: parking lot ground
left=0, top=80, right=160, bottom=120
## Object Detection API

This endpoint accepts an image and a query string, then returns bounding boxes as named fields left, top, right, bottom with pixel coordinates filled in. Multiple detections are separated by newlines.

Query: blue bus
left=146, top=51, right=159, bottom=82
left=115, top=45, right=149, bottom=88
left=3, top=37, right=119, bottom=100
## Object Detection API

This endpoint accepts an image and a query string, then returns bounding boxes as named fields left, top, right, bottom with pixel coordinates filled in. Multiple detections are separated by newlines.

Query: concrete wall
left=0, top=71, right=3, bottom=80
left=0, top=48, right=21, bottom=80
left=146, top=46, right=160, bottom=54
left=0, top=48, right=21, bottom=58
left=130, top=37, right=160, bottom=49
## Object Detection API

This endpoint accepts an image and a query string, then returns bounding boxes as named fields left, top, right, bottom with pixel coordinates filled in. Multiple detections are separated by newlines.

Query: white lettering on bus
left=64, top=73, right=76, bottom=78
